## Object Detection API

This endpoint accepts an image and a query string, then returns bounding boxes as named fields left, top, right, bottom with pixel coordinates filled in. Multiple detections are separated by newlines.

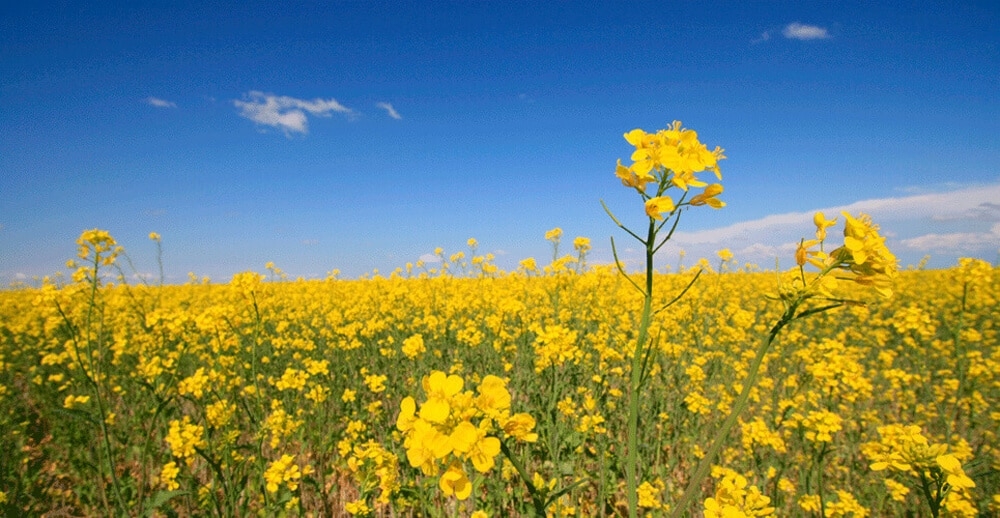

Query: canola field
left=2, top=124, right=998, bottom=517
left=0, top=243, right=997, bottom=517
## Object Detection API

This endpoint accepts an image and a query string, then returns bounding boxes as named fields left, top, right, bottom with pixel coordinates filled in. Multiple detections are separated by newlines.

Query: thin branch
left=654, top=268, right=703, bottom=315
left=653, top=209, right=685, bottom=254
left=610, top=236, right=645, bottom=295
left=601, top=199, right=646, bottom=244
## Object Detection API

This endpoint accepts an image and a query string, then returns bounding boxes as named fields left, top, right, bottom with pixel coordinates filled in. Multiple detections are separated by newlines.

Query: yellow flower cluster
left=263, top=454, right=313, bottom=493
left=159, top=461, right=180, bottom=490
left=401, top=333, right=426, bottom=359
left=76, top=228, right=121, bottom=266
left=796, top=212, right=898, bottom=297
left=703, top=468, right=775, bottom=517
left=864, top=424, right=977, bottom=516
left=165, top=416, right=206, bottom=461
left=396, top=371, right=536, bottom=500
left=345, top=439, right=400, bottom=505
left=530, top=323, right=581, bottom=373
left=615, top=121, right=726, bottom=219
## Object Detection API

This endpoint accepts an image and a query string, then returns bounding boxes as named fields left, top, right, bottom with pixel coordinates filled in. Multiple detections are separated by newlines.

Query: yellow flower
left=573, top=236, right=591, bottom=253
left=159, top=461, right=180, bottom=490
left=813, top=211, right=837, bottom=241
left=402, top=334, right=426, bottom=359
left=420, top=371, right=464, bottom=423
left=165, top=416, right=206, bottom=460
left=832, top=212, right=897, bottom=297
left=396, top=396, right=417, bottom=433
left=63, top=394, right=91, bottom=409
left=615, top=158, right=656, bottom=191
left=802, top=410, right=842, bottom=443
left=264, top=454, right=308, bottom=493
left=937, top=454, right=975, bottom=490
left=439, top=462, right=472, bottom=500
left=503, top=413, right=539, bottom=442
left=178, top=368, right=211, bottom=398
left=690, top=184, right=726, bottom=208
left=77, top=228, right=120, bottom=266
left=645, top=196, right=675, bottom=220
left=637, top=480, right=663, bottom=509
left=344, top=499, right=371, bottom=515
left=545, top=227, right=563, bottom=242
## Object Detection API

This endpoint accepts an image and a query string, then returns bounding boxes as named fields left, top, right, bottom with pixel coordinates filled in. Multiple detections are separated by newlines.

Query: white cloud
left=901, top=223, right=1000, bottom=252
left=659, top=183, right=1000, bottom=266
left=146, top=97, right=177, bottom=108
left=418, top=253, right=442, bottom=264
left=376, top=102, right=402, bottom=120
left=783, top=22, right=830, bottom=40
left=234, top=91, right=354, bottom=135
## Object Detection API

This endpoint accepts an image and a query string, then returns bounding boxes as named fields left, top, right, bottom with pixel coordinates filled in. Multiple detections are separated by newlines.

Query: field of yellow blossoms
left=1, top=124, right=998, bottom=517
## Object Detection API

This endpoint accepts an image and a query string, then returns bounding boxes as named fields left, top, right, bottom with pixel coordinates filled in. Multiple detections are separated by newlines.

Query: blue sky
left=2, top=0, right=998, bottom=283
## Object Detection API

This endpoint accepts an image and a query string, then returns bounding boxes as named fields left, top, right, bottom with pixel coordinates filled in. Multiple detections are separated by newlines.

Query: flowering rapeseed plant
left=604, top=121, right=726, bottom=518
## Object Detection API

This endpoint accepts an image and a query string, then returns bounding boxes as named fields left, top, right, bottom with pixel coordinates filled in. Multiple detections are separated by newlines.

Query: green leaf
left=143, top=490, right=187, bottom=517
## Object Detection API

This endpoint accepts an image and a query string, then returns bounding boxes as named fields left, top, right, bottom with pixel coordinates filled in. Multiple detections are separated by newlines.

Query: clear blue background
left=2, top=0, right=998, bottom=282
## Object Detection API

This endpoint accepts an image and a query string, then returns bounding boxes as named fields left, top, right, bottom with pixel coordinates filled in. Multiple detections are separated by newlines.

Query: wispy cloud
left=900, top=223, right=1000, bottom=253
left=234, top=91, right=354, bottom=135
left=751, top=31, right=771, bottom=44
left=419, top=253, right=442, bottom=264
left=146, top=96, right=177, bottom=108
left=655, top=183, right=1000, bottom=267
left=376, top=102, right=402, bottom=120
left=783, top=22, right=830, bottom=40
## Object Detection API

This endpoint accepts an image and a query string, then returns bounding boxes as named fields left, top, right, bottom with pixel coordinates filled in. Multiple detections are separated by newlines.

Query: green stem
left=918, top=470, right=940, bottom=518
left=500, top=441, right=546, bottom=516
left=626, top=218, right=656, bottom=518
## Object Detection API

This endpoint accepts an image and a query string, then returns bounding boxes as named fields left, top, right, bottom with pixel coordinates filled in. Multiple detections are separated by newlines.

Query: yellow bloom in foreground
left=420, top=371, right=464, bottom=423
left=937, top=454, right=975, bottom=490
left=645, top=196, right=675, bottom=220
left=439, top=462, right=472, bottom=500
left=503, top=412, right=539, bottom=442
